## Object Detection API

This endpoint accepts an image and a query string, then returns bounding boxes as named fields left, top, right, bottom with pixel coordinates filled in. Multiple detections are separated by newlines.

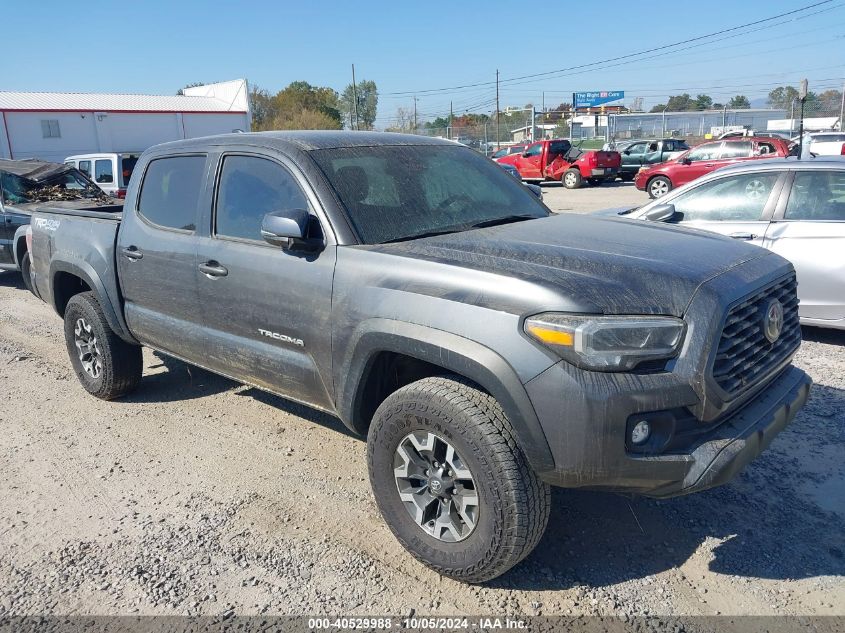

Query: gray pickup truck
left=28, top=132, right=811, bottom=583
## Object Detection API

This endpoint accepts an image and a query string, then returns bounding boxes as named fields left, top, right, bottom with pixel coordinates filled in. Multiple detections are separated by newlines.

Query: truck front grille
left=712, top=274, right=801, bottom=395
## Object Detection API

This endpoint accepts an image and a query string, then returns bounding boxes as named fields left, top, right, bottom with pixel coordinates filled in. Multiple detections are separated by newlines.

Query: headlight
left=524, top=313, right=685, bottom=371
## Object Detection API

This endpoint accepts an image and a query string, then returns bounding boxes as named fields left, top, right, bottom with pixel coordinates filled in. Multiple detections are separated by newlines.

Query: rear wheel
left=19, top=251, right=34, bottom=295
left=367, top=376, right=550, bottom=583
left=63, top=292, right=142, bottom=400
left=562, top=169, right=582, bottom=189
left=648, top=176, right=672, bottom=199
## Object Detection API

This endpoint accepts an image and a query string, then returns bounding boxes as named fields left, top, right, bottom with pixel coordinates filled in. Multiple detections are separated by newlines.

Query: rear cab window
left=137, top=155, right=206, bottom=231
left=95, top=159, right=114, bottom=184
left=120, top=156, right=138, bottom=188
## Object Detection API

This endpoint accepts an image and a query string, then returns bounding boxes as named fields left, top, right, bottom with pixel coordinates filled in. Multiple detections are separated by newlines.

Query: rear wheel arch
left=338, top=323, right=555, bottom=474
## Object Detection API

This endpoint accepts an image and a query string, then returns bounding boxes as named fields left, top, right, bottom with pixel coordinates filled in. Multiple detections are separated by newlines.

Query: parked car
left=29, top=132, right=810, bottom=582
left=0, top=158, right=118, bottom=292
left=490, top=144, right=525, bottom=159
left=635, top=137, right=791, bottom=198
left=601, top=158, right=845, bottom=329
left=496, top=162, right=543, bottom=200
left=801, top=132, right=845, bottom=156
left=496, top=138, right=621, bottom=189
left=618, top=139, right=690, bottom=181
left=64, top=153, right=140, bottom=199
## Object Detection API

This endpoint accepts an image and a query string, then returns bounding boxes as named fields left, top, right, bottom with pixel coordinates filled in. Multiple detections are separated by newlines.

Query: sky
left=3, top=0, right=844, bottom=127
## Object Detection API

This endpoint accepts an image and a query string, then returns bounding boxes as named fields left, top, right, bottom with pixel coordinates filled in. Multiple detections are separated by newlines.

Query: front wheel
left=562, top=168, right=583, bottom=189
left=648, top=176, right=672, bottom=198
left=367, top=376, right=550, bottom=583
left=63, top=291, right=142, bottom=400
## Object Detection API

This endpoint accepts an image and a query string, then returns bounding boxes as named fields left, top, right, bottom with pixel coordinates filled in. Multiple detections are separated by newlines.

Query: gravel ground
left=0, top=184, right=842, bottom=619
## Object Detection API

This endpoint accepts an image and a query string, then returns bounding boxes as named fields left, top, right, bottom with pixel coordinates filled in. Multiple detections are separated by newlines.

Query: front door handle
left=122, top=246, right=143, bottom=260
left=729, top=232, right=757, bottom=241
left=199, top=261, right=228, bottom=277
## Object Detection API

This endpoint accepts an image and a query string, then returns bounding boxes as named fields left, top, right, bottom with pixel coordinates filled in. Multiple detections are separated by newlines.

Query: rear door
left=194, top=151, right=337, bottom=410
left=662, top=169, right=784, bottom=247
left=94, top=158, right=117, bottom=195
left=673, top=141, right=723, bottom=186
left=116, top=153, right=207, bottom=357
left=764, top=169, right=845, bottom=322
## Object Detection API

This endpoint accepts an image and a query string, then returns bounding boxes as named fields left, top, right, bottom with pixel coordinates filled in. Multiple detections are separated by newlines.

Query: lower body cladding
left=525, top=362, right=811, bottom=498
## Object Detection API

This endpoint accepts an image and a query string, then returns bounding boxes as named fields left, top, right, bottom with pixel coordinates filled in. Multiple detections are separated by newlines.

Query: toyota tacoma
left=27, top=132, right=810, bottom=583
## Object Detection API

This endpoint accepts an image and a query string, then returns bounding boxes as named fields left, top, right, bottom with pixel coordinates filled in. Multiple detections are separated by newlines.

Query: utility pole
left=797, top=78, right=809, bottom=160
left=840, top=82, right=844, bottom=132
left=351, top=64, right=359, bottom=131
left=495, top=69, right=500, bottom=150
left=449, top=101, right=453, bottom=140
left=413, top=96, right=418, bottom=134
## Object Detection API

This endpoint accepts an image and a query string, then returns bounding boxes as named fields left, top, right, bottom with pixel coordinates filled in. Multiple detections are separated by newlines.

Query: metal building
left=0, top=79, right=250, bottom=162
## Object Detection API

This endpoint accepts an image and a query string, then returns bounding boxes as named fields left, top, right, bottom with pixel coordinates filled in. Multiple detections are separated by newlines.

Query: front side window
left=719, top=141, right=753, bottom=159
left=670, top=172, right=779, bottom=222
left=78, top=161, right=92, bottom=178
left=137, top=156, right=205, bottom=231
left=311, top=144, right=548, bottom=244
left=524, top=143, right=543, bottom=157
left=215, top=155, right=309, bottom=241
left=685, top=143, right=721, bottom=162
left=95, top=159, right=114, bottom=184
left=785, top=171, right=845, bottom=221
left=627, top=142, right=647, bottom=156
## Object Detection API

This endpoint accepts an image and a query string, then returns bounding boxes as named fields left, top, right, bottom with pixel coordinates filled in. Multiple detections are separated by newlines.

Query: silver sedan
left=598, top=158, right=845, bottom=330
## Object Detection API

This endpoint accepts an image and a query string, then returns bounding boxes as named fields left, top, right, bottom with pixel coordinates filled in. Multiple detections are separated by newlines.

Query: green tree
left=341, top=79, right=378, bottom=130
left=249, top=85, right=276, bottom=130
left=768, top=86, right=800, bottom=110
left=694, top=94, right=713, bottom=110
left=271, top=108, right=342, bottom=130
left=651, top=94, right=711, bottom=112
left=816, top=89, right=843, bottom=115
left=728, top=95, right=750, bottom=109
left=274, top=81, right=342, bottom=127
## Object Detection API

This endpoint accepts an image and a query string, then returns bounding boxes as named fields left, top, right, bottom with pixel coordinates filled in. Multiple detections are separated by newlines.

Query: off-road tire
left=64, top=292, right=142, bottom=400
left=20, top=251, right=34, bottom=295
left=367, top=376, right=551, bottom=583
left=562, top=168, right=582, bottom=189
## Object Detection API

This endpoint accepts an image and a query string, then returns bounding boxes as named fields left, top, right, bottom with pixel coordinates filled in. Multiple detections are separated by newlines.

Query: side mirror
left=522, top=151, right=530, bottom=158
left=680, top=157, right=692, bottom=165
left=642, top=203, right=677, bottom=222
left=623, top=149, right=631, bottom=155
left=261, top=209, right=311, bottom=249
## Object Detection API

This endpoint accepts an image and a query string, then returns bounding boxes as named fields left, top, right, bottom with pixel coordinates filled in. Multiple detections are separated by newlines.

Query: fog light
left=631, top=420, right=651, bottom=445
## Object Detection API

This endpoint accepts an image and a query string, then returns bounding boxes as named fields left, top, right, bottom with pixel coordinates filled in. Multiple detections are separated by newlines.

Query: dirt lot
left=0, top=184, right=843, bottom=619
left=539, top=180, right=650, bottom=214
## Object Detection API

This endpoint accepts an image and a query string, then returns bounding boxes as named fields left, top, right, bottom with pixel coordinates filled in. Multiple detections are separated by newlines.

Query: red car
left=496, top=139, right=621, bottom=189
left=635, top=137, right=791, bottom=198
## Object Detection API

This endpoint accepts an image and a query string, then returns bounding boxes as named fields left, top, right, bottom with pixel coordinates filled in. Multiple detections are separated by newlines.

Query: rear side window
left=785, top=171, right=845, bottom=221
left=137, top=156, right=206, bottom=231
left=215, top=155, right=308, bottom=241
left=719, top=141, right=753, bottom=159
left=95, top=159, right=114, bottom=183
left=121, top=156, right=138, bottom=187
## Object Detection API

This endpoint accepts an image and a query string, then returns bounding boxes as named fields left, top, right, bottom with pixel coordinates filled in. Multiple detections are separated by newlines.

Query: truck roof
left=149, top=131, right=454, bottom=154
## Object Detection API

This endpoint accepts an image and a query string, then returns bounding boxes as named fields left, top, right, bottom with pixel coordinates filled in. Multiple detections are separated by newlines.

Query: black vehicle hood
left=368, top=213, right=772, bottom=317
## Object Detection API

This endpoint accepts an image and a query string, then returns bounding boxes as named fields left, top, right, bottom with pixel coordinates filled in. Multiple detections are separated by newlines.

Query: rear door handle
left=729, top=232, right=757, bottom=240
left=122, top=246, right=143, bottom=260
left=199, top=261, right=228, bottom=277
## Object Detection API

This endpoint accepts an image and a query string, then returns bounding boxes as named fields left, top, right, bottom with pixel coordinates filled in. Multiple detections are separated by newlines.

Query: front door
left=764, top=170, right=845, bottom=322
left=622, top=141, right=648, bottom=174
left=195, top=153, right=337, bottom=410
left=514, top=142, right=544, bottom=179
left=116, top=154, right=207, bottom=358
left=665, top=169, right=783, bottom=248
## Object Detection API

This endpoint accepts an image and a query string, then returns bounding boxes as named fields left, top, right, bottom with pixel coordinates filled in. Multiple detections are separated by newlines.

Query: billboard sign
left=574, top=91, right=624, bottom=108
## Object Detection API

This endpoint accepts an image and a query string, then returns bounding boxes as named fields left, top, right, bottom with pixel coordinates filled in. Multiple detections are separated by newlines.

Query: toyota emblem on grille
left=762, top=299, right=784, bottom=343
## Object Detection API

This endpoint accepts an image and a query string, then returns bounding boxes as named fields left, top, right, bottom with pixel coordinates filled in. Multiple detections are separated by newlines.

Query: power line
left=383, top=0, right=838, bottom=97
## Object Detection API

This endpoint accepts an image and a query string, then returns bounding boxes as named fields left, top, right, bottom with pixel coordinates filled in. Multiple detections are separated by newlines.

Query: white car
left=64, top=153, right=139, bottom=198
left=794, top=132, right=845, bottom=157
left=598, top=158, right=845, bottom=330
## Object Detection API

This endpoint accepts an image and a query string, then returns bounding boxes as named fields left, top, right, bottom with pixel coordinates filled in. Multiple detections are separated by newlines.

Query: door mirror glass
left=261, top=209, right=309, bottom=247
left=642, top=203, right=677, bottom=222
left=681, top=157, right=692, bottom=165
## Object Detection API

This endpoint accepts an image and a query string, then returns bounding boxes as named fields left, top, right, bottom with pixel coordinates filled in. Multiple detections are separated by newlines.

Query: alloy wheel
left=74, top=317, right=103, bottom=379
left=393, top=430, right=479, bottom=542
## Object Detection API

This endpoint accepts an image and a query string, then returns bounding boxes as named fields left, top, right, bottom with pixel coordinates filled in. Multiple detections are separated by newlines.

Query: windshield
left=311, top=145, right=548, bottom=244
left=0, top=168, right=105, bottom=205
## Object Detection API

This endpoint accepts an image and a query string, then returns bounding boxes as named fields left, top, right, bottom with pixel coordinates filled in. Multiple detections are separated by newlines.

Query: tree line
left=248, top=80, right=378, bottom=131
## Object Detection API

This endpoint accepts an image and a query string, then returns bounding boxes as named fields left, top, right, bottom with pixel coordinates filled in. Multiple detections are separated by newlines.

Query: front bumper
left=527, top=363, right=810, bottom=498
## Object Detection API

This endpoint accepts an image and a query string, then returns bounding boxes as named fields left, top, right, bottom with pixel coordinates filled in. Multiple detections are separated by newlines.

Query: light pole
left=797, top=79, right=808, bottom=160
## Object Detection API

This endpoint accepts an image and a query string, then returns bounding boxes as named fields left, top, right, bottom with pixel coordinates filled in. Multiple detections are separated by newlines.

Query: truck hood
left=368, top=213, right=773, bottom=317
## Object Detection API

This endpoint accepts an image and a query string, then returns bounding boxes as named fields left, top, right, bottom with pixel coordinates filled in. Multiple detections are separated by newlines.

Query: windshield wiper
left=467, top=214, right=539, bottom=229
left=381, top=228, right=466, bottom=244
